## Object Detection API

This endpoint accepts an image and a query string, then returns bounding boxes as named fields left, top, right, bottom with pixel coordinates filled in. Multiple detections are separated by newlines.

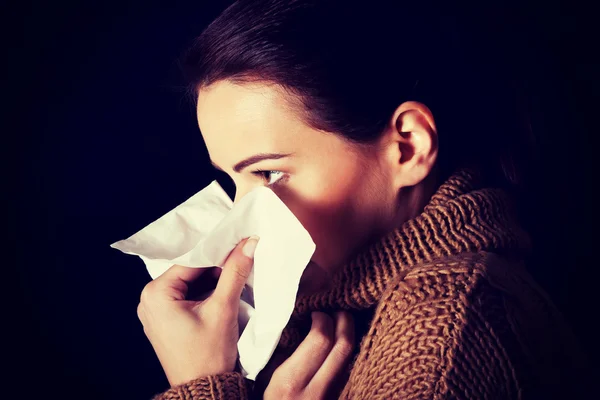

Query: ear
left=381, top=101, right=438, bottom=189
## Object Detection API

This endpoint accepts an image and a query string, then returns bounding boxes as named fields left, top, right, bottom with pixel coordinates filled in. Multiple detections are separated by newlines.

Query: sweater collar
left=290, top=167, right=531, bottom=318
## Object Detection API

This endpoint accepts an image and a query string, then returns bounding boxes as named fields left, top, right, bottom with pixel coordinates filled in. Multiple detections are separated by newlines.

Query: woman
left=136, top=0, right=584, bottom=398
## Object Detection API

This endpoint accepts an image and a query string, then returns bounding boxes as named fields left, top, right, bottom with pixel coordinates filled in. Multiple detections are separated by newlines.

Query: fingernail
left=242, top=235, right=260, bottom=258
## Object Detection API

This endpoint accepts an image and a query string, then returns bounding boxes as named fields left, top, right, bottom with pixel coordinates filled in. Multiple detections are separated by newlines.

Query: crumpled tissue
left=110, top=180, right=316, bottom=380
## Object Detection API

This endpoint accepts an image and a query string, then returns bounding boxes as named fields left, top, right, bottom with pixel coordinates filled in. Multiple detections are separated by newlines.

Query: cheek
left=283, top=163, right=357, bottom=226
left=274, top=166, right=369, bottom=268
left=285, top=195, right=356, bottom=269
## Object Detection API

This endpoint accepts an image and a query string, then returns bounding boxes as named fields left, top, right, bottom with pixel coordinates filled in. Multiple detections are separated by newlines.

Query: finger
left=273, top=312, right=334, bottom=390
left=310, top=311, right=355, bottom=394
left=151, top=264, right=209, bottom=301
left=253, top=347, right=293, bottom=396
left=213, top=235, right=259, bottom=307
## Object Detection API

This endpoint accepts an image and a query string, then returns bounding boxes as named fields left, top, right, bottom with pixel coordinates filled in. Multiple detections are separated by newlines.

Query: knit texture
left=152, top=372, right=248, bottom=400
left=153, top=168, right=584, bottom=399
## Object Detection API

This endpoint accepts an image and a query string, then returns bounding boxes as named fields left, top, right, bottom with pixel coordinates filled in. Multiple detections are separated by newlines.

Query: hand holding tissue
left=133, top=241, right=256, bottom=386
left=110, top=181, right=316, bottom=381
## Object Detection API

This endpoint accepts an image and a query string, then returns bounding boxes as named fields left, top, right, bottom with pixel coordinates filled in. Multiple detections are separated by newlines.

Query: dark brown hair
left=179, top=0, right=534, bottom=190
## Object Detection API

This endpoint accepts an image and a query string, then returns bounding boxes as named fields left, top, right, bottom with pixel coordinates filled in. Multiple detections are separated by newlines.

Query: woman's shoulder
left=367, top=250, right=585, bottom=398
left=348, top=251, right=528, bottom=398
left=379, top=250, right=565, bottom=332
left=382, top=251, right=520, bottom=304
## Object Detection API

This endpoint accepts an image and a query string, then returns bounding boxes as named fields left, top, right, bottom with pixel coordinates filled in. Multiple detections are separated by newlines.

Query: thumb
left=213, top=235, right=259, bottom=307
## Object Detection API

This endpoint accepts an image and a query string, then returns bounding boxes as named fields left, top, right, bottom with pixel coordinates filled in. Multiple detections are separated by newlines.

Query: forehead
left=196, top=81, right=306, bottom=163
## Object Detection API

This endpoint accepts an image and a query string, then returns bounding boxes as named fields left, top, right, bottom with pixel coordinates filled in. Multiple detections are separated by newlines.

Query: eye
left=252, top=170, right=287, bottom=186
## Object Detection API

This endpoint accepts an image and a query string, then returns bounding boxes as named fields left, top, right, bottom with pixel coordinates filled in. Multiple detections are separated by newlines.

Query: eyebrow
left=210, top=152, right=294, bottom=173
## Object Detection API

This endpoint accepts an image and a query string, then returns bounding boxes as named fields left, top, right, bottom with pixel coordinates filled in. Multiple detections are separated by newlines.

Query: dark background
left=6, top=0, right=597, bottom=398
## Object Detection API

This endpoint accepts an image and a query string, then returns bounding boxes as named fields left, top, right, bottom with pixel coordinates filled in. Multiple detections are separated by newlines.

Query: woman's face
left=196, top=80, right=433, bottom=291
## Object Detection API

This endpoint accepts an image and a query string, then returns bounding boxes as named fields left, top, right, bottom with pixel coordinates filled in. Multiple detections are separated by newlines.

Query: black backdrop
left=7, top=0, right=597, bottom=398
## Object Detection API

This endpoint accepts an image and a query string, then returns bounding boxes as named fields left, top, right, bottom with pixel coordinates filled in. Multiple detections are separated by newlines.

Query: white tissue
left=110, top=181, right=316, bottom=380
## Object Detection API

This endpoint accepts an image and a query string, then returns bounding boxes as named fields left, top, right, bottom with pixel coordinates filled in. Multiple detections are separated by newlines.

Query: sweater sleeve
left=152, top=372, right=250, bottom=400
left=340, top=261, right=522, bottom=399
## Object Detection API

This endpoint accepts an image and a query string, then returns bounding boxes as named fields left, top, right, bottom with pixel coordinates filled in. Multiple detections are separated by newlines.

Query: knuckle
left=332, top=338, right=354, bottom=360
left=302, top=384, right=320, bottom=400
left=139, top=282, right=157, bottom=303
left=309, top=312, right=334, bottom=351
left=309, top=330, right=333, bottom=353
left=136, top=302, right=144, bottom=321
left=270, top=372, right=298, bottom=399
left=136, top=303, right=150, bottom=337
left=230, top=262, right=251, bottom=281
left=221, top=302, right=237, bottom=319
left=206, top=298, right=236, bottom=323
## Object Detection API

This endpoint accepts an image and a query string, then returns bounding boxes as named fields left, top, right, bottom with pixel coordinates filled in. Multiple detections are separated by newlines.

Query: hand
left=262, top=311, right=355, bottom=400
left=137, top=236, right=259, bottom=386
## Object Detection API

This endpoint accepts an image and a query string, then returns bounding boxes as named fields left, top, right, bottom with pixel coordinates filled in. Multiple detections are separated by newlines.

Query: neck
left=297, top=261, right=332, bottom=295
left=297, top=172, right=439, bottom=296
left=377, top=169, right=440, bottom=243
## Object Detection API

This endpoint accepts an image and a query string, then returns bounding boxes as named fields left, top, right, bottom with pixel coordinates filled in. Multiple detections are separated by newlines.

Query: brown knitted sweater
left=153, top=168, right=584, bottom=399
